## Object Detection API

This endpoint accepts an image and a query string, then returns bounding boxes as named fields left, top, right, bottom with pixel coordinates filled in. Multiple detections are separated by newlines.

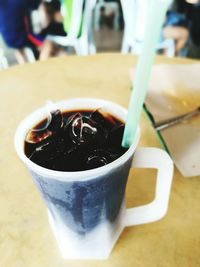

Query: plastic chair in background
left=0, top=47, right=8, bottom=70
left=0, top=46, right=35, bottom=67
left=47, top=0, right=97, bottom=55
left=94, top=0, right=120, bottom=31
left=22, top=47, right=36, bottom=63
left=120, top=0, right=175, bottom=57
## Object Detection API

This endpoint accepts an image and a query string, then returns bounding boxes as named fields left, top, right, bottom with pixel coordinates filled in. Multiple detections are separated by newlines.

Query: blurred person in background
left=0, top=0, right=43, bottom=63
left=163, top=0, right=200, bottom=57
left=163, top=0, right=190, bottom=56
left=38, top=0, right=67, bottom=60
left=39, top=0, right=66, bottom=36
left=0, top=0, right=67, bottom=64
left=186, top=1, right=200, bottom=58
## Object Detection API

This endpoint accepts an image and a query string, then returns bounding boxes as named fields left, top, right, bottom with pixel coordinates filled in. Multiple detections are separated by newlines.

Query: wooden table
left=1, top=54, right=200, bottom=267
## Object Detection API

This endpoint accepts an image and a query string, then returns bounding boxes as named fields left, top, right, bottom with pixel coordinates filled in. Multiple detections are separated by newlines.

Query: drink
left=15, top=98, right=173, bottom=259
left=24, top=109, right=128, bottom=171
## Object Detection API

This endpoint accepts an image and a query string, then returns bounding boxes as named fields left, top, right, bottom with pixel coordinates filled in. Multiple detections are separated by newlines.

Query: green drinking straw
left=122, top=0, right=172, bottom=148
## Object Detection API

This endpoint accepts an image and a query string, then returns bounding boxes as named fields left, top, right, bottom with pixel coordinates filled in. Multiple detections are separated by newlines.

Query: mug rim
left=14, top=98, right=140, bottom=181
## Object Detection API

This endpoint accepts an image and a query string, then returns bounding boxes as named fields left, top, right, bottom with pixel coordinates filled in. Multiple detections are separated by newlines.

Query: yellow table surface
left=0, top=54, right=200, bottom=267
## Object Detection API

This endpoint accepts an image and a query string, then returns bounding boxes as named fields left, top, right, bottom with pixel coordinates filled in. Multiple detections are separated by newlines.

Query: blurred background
left=0, top=0, right=200, bottom=69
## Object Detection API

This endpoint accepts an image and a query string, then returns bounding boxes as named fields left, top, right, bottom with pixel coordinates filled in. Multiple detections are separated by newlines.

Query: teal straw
left=122, top=0, right=172, bottom=148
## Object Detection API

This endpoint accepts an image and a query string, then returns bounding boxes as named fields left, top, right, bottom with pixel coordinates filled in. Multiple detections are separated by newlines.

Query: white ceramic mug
left=15, top=98, right=173, bottom=260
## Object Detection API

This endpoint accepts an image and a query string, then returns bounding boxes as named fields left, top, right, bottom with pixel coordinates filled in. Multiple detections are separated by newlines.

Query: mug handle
left=125, top=147, right=173, bottom=227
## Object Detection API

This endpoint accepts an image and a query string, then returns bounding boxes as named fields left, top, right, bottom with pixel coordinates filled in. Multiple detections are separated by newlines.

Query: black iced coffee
left=24, top=109, right=128, bottom=171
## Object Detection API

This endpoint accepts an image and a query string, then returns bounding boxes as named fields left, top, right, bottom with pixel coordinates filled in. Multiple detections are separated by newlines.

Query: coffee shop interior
left=0, top=0, right=200, bottom=66
left=1, top=0, right=200, bottom=266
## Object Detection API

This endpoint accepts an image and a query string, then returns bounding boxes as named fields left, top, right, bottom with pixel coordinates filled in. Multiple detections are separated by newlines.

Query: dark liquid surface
left=24, top=109, right=128, bottom=171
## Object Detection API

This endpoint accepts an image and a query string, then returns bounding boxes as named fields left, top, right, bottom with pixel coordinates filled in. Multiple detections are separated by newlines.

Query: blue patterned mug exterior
left=15, top=98, right=173, bottom=259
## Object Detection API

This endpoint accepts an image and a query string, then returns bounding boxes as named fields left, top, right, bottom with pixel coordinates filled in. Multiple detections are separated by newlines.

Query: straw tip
left=121, top=139, right=130, bottom=149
